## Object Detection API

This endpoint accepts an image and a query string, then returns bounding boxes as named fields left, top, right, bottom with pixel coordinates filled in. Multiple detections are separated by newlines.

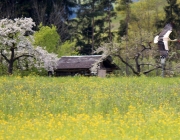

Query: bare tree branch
left=0, top=50, right=10, bottom=63
left=114, top=53, right=140, bottom=76
left=143, top=66, right=161, bottom=74
left=13, top=54, right=33, bottom=62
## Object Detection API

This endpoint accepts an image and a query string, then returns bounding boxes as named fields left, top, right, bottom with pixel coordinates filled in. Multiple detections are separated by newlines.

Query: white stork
left=154, top=23, right=179, bottom=77
left=154, top=23, right=177, bottom=58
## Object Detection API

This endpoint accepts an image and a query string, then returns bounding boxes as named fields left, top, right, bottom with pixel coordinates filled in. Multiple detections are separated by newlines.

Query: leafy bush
left=34, top=24, right=60, bottom=53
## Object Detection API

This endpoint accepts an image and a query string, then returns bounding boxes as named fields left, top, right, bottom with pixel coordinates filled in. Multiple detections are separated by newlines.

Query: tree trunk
left=92, top=18, right=94, bottom=53
left=8, top=48, right=15, bottom=74
left=108, top=0, right=112, bottom=42
left=125, top=3, right=130, bottom=76
left=8, top=60, right=14, bottom=75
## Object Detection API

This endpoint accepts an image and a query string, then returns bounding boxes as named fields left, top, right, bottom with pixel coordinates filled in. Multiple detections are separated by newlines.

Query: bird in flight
left=154, top=23, right=178, bottom=58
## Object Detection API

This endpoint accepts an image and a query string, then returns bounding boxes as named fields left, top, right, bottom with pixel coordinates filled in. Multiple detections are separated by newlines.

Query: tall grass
left=0, top=76, right=180, bottom=139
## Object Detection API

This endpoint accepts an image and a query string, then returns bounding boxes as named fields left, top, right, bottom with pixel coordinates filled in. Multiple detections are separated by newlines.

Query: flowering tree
left=33, top=46, right=59, bottom=72
left=0, top=18, right=58, bottom=74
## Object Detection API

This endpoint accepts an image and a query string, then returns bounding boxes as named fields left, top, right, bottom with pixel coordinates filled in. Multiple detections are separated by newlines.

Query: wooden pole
left=160, top=56, right=166, bottom=77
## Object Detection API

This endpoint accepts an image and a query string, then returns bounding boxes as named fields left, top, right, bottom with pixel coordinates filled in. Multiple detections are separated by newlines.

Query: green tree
left=76, top=0, right=100, bottom=54
left=116, top=0, right=132, bottom=75
left=116, top=0, right=132, bottom=38
left=155, top=0, right=180, bottom=74
left=97, top=0, right=117, bottom=42
left=156, top=0, right=180, bottom=47
left=33, top=24, right=60, bottom=53
left=75, top=0, right=117, bottom=55
left=58, top=41, right=78, bottom=57
left=155, top=0, right=180, bottom=32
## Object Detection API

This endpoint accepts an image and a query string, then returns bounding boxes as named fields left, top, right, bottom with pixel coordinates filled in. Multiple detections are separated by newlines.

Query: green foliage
left=0, top=62, right=8, bottom=76
left=10, top=66, right=47, bottom=77
left=75, top=0, right=117, bottom=54
left=58, top=41, right=78, bottom=57
left=155, top=0, right=180, bottom=31
left=154, top=0, right=180, bottom=68
left=116, top=0, right=132, bottom=39
left=33, top=24, right=60, bottom=53
left=116, top=0, right=132, bottom=11
left=118, top=20, right=128, bottom=37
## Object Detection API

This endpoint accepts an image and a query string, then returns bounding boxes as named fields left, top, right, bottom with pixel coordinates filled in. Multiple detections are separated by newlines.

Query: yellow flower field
left=0, top=76, right=180, bottom=139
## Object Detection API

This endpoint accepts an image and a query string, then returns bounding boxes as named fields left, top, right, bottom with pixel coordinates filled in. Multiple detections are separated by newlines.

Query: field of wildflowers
left=0, top=76, right=180, bottom=139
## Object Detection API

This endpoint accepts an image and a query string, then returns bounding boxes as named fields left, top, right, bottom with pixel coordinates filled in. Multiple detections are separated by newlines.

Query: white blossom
left=0, top=18, right=59, bottom=74
left=34, top=46, right=59, bottom=71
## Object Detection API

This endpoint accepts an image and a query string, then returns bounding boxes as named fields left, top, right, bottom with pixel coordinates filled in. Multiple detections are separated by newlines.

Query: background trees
left=155, top=0, right=180, bottom=75
left=0, top=0, right=32, bottom=19
left=75, top=0, right=103, bottom=55
left=0, top=0, right=77, bottom=42
left=75, top=0, right=117, bottom=55
left=1, top=0, right=180, bottom=76
left=99, top=0, right=117, bottom=42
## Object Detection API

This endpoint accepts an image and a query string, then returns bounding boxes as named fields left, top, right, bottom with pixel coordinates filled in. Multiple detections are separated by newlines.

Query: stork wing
left=163, top=30, right=172, bottom=50
left=154, top=35, right=159, bottom=43
left=159, top=23, right=173, bottom=38
left=163, top=40, right=169, bottom=50
left=158, top=23, right=173, bottom=50
left=163, top=30, right=172, bottom=38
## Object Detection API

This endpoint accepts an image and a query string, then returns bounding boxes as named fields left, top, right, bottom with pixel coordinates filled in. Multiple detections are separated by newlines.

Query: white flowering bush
left=0, top=18, right=58, bottom=74
left=33, top=46, right=59, bottom=72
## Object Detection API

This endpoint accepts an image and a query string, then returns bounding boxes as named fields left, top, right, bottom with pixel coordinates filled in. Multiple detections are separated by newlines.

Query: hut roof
left=56, top=55, right=103, bottom=69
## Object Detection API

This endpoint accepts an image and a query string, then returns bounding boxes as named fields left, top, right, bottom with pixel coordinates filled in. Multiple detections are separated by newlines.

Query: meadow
left=0, top=76, right=180, bottom=140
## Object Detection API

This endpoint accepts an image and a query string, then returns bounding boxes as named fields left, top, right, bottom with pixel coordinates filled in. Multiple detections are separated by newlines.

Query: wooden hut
left=54, top=55, right=119, bottom=77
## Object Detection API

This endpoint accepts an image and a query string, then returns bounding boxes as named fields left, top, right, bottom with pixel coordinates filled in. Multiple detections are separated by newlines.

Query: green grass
left=0, top=76, right=180, bottom=139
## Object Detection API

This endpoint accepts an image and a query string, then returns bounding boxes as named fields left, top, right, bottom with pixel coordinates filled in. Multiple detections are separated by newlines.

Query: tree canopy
left=0, top=18, right=58, bottom=74
left=33, top=24, right=60, bottom=53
